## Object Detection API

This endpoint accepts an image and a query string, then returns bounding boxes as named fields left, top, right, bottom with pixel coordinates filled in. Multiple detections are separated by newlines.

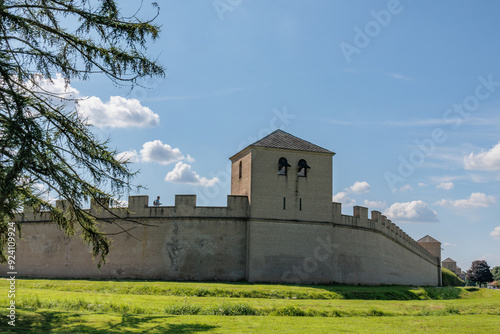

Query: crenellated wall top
left=18, top=195, right=250, bottom=221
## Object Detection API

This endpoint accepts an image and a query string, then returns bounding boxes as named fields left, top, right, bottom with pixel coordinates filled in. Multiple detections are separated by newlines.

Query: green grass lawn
left=0, top=279, right=499, bottom=333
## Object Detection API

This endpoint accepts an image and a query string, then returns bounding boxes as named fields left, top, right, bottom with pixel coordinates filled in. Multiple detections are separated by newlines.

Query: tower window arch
left=278, top=157, right=290, bottom=175
left=298, top=159, right=310, bottom=177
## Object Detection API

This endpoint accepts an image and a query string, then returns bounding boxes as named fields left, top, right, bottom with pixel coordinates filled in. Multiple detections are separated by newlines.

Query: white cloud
left=418, top=183, right=427, bottom=187
left=393, top=184, right=413, bottom=193
left=443, top=242, right=457, bottom=247
left=110, top=199, right=128, bottom=208
left=165, top=162, right=219, bottom=187
left=116, top=140, right=194, bottom=165
left=115, top=150, right=140, bottom=163
left=435, top=192, right=496, bottom=209
left=78, top=96, right=159, bottom=128
left=363, top=200, right=387, bottom=210
left=32, top=73, right=160, bottom=128
left=140, top=140, right=185, bottom=165
left=34, top=73, right=79, bottom=100
left=332, top=181, right=370, bottom=205
left=464, top=142, right=500, bottom=171
left=490, top=226, right=500, bottom=240
left=333, top=192, right=356, bottom=206
left=384, top=200, right=439, bottom=223
left=348, top=181, right=371, bottom=194
left=436, top=182, right=454, bottom=190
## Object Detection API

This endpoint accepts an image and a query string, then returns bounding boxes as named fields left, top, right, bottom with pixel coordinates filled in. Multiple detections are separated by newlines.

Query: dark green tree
left=0, top=0, right=165, bottom=266
left=466, top=260, right=494, bottom=287
left=491, top=266, right=500, bottom=282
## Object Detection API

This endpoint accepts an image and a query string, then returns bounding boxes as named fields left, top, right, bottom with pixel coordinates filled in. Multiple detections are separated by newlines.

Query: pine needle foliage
left=0, top=0, right=165, bottom=266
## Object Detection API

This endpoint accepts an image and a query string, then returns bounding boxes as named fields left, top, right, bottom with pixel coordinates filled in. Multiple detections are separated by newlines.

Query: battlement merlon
left=17, top=194, right=250, bottom=221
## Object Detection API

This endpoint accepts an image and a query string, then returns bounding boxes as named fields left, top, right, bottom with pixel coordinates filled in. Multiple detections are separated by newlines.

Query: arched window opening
left=278, top=157, right=290, bottom=175
left=238, top=161, right=242, bottom=179
left=298, top=159, right=310, bottom=177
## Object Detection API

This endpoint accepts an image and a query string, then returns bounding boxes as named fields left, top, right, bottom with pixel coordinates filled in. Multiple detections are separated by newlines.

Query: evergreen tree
left=466, top=260, right=494, bottom=287
left=0, top=0, right=165, bottom=266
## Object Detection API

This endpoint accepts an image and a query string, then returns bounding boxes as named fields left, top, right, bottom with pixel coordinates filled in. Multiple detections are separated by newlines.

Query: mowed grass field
left=0, top=279, right=499, bottom=333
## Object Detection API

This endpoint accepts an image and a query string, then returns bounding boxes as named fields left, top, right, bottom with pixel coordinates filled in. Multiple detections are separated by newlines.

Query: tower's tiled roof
left=442, top=258, right=456, bottom=263
left=250, top=129, right=334, bottom=154
left=417, top=235, right=440, bottom=243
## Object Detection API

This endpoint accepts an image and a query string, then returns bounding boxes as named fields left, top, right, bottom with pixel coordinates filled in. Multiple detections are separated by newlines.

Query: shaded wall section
left=1, top=195, right=248, bottom=281
left=246, top=220, right=439, bottom=286
left=9, top=219, right=246, bottom=281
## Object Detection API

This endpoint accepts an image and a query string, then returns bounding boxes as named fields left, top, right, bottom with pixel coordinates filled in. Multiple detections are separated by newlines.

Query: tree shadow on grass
left=105, top=314, right=219, bottom=334
left=0, top=308, right=219, bottom=334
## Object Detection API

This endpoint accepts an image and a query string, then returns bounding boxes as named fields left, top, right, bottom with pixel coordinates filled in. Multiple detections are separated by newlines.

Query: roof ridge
left=249, top=129, right=334, bottom=154
left=417, top=235, right=440, bottom=243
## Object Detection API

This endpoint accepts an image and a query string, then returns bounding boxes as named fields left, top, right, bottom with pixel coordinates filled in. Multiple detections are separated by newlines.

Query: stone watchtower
left=442, top=258, right=457, bottom=273
left=229, top=129, right=335, bottom=222
left=417, top=235, right=442, bottom=286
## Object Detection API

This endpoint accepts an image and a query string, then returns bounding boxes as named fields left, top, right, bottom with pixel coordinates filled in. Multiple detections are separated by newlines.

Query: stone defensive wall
left=247, top=203, right=439, bottom=286
left=1, top=195, right=440, bottom=286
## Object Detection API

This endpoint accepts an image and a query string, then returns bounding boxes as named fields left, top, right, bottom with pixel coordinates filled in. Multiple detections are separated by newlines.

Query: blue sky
left=58, top=1, right=500, bottom=272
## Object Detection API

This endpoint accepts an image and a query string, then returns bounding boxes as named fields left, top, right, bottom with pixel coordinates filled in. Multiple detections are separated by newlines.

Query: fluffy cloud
left=363, top=200, right=387, bottom=210
left=165, top=162, right=219, bottom=187
left=435, top=192, right=496, bottom=209
left=116, top=141, right=195, bottom=165
left=491, top=226, right=500, bottom=240
left=348, top=181, right=371, bottom=194
left=332, top=192, right=355, bottom=206
left=436, top=182, right=454, bottom=190
left=333, top=181, right=371, bottom=206
left=392, top=184, right=413, bottom=193
left=78, top=96, right=159, bottom=128
left=384, top=200, right=439, bottom=223
left=32, top=73, right=160, bottom=128
left=110, top=199, right=129, bottom=208
left=464, top=142, right=500, bottom=171
left=140, top=140, right=185, bottom=165
left=34, top=73, right=79, bottom=99
left=115, top=150, right=140, bottom=163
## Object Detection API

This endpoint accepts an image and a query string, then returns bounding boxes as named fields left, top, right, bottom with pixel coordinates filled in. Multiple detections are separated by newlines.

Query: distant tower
left=229, top=130, right=335, bottom=221
left=442, top=258, right=463, bottom=278
left=442, top=258, right=457, bottom=273
left=418, top=235, right=442, bottom=286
